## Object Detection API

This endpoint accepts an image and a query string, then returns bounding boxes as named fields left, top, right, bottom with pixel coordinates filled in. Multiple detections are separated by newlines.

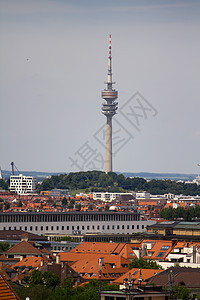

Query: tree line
left=15, top=270, right=119, bottom=300
left=37, top=171, right=200, bottom=196
left=160, top=205, right=200, bottom=221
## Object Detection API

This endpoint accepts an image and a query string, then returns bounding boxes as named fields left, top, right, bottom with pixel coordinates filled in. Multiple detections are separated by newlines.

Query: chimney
left=56, top=255, right=60, bottom=264
left=40, top=260, right=44, bottom=267
left=21, top=233, right=28, bottom=242
left=20, top=255, right=24, bottom=261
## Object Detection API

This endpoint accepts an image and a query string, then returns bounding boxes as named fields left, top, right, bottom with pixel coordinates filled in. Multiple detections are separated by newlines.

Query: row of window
left=52, top=246, right=73, bottom=251
left=0, top=213, right=140, bottom=223
left=2, top=224, right=145, bottom=231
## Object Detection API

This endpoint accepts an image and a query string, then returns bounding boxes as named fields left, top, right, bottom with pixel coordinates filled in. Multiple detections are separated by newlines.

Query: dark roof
left=0, top=211, right=138, bottom=216
left=0, top=230, right=47, bottom=241
left=174, top=222, right=200, bottom=230
left=148, top=267, right=200, bottom=288
left=147, top=221, right=179, bottom=229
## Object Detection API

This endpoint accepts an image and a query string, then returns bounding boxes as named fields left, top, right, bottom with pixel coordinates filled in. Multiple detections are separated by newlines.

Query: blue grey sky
left=0, top=0, right=200, bottom=174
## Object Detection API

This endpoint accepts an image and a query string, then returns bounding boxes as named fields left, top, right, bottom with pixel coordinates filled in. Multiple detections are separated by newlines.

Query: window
left=67, top=226, right=69, bottom=230
left=92, top=226, right=95, bottom=230
left=97, top=225, right=100, bottom=230
left=117, top=225, right=119, bottom=229
left=56, top=226, right=59, bottom=230
left=102, top=225, right=105, bottom=230
left=46, top=226, right=48, bottom=230
left=122, top=225, right=124, bottom=230
left=132, top=225, right=134, bottom=229
left=77, top=226, right=79, bottom=230
left=72, top=226, right=74, bottom=230
left=9, top=227, right=11, bottom=230
left=82, top=226, right=84, bottom=230
left=30, top=226, right=32, bottom=231
left=161, top=246, right=170, bottom=251
left=112, top=225, right=115, bottom=230
left=41, top=226, right=43, bottom=231
left=14, top=226, right=16, bottom=230
left=51, top=226, right=53, bottom=230
left=62, top=226, right=64, bottom=230
left=137, top=225, right=139, bottom=230
left=156, top=252, right=165, bottom=258
left=35, top=226, right=38, bottom=231
left=142, top=225, right=144, bottom=229
left=107, top=225, right=110, bottom=230
left=87, top=225, right=90, bottom=230
left=127, top=225, right=129, bottom=229
left=3, top=227, right=6, bottom=230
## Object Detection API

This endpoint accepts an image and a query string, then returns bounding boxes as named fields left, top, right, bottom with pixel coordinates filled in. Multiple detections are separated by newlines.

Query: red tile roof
left=0, top=272, right=20, bottom=300
left=114, top=268, right=163, bottom=285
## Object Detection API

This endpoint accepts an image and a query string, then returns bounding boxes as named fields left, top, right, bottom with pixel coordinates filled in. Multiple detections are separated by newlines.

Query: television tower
left=101, top=34, right=118, bottom=173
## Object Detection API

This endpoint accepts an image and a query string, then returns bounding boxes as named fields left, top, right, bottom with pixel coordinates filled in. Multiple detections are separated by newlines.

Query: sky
left=0, top=0, right=200, bottom=174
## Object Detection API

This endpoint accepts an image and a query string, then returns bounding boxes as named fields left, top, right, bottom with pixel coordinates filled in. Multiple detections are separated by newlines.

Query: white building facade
left=0, top=211, right=156, bottom=236
left=10, top=174, right=36, bottom=195
left=93, top=192, right=135, bottom=202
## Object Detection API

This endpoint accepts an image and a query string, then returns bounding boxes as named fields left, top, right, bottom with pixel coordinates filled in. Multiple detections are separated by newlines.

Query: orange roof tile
left=114, top=268, right=163, bottom=285
left=141, top=240, right=174, bottom=261
left=0, top=272, right=20, bottom=300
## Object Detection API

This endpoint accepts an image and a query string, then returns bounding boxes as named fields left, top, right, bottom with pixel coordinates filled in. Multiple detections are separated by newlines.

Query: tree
left=129, top=258, right=162, bottom=270
left=4, top=202, right=10, bottom=210
left=14, top=276, right=119, bottom=300
left=0, top=179, right=9, bottom=190
left=62, top=197, right=68, bottom=206
left=43, top=271, right=60, bottom=289
left=30, top=269, right=43, bottom=286
left=0, top=241, right=10, bottom=253
left=30, top=270, right=60, bottom=289
left=76, top=204, right=82, bottom=211
left=68, top=199, right=75, bottom=209
left=17, top=285, right=54, bottom=300
left=173, top=284, right=190, bottom=300
left=18, top=200, right=23, bottom=207
left=105, top=205, right=109, bottom=211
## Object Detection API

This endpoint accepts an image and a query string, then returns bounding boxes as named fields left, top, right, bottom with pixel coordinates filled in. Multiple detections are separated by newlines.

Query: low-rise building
left=93, top=192, right=135, bottom=202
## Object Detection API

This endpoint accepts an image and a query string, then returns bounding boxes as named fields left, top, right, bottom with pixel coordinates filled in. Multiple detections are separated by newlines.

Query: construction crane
left=10, top=162, right=20, bottom=176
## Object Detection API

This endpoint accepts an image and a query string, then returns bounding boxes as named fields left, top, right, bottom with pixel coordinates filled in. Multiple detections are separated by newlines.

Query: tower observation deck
left=101, top=34, right=118, bottom=173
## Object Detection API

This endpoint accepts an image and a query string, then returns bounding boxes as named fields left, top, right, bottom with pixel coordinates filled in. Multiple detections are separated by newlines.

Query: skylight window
left=132, top=271, right=138, bottom=275
left=156, top=252, right=165, bottom=257
left=161, top=246, right=170, bottom=251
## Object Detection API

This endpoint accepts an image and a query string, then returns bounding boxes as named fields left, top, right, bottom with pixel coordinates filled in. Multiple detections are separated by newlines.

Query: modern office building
left=10, top=174, right=36, bottom=195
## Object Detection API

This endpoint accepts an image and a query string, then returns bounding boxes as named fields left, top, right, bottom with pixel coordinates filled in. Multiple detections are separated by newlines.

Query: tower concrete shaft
left=101, top=35, right=118, bottom=173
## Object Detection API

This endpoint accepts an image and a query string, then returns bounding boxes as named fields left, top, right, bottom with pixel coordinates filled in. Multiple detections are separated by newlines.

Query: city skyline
left=0, top=0, right=200, bottom=174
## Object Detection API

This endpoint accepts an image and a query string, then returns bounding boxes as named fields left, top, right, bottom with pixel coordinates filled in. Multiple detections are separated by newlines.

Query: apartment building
left=10, top=174, right=36, bottom=195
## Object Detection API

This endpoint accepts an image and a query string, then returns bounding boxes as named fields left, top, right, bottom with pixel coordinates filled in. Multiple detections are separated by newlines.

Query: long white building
left=10, top=174, right=36, bottom=195
left=0, top=211, right=155, bottom=236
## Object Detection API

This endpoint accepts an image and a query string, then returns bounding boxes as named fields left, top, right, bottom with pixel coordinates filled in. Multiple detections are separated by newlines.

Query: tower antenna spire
left=107, top=34, right=112, bottom=88
left=101, top=34, right=118, bottom=173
